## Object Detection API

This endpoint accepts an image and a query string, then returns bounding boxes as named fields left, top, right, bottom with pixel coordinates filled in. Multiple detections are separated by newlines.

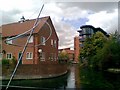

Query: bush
left=11, top=56, right=17, bottom=66
left=91, top=37, right=120, bottom=70
left=2, top=58, right=9, bottom=66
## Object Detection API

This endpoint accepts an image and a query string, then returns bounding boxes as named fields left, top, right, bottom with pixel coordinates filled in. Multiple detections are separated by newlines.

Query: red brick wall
left=2, top=36, right=34, bottom=64
left=15, top=63, right=67, bottom=78
left=74, top=36, right=80, bottom=63
left=36, top=18, right=58, bottom=63
left=2, top=17, right=59, bottom=64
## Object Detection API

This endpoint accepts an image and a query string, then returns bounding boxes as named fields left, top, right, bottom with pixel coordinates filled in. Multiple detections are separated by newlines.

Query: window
left=54, top=40, right=57, bottom=48
left=83, top=35, right=86, bottom=38
left=0, top=53, right=2, bottom=60
left=6, top=38, right=12, bottom=44
left=51, top=39, right=53, bottom=46
left=26, top=52, right=33, bottom=59
left=39, top=52, right=45, bottom=61
left=28, top=36, right=33, bottom=43
left=50, top=53, right=54, bottom=61
left=6, top=53, right=12, bottom=59
left=41, top=36, right=45, bottom=45
left=54, top=53, right=57, bottom=61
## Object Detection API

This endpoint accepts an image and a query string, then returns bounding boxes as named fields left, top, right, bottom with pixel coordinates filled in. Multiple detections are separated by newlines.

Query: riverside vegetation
left=79, top=31, right=120, bottom=89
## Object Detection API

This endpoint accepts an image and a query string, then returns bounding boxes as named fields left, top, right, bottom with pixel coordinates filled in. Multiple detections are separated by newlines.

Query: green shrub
left=11, top=56, right=17, bottom=66
left=2, top=58, right=9, bottom=65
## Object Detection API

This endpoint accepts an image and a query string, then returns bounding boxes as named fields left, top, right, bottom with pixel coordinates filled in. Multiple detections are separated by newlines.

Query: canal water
left=2, top=65, right=78, bottom=90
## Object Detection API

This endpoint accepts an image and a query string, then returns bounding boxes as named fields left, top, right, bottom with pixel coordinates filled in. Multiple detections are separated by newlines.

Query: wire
left=4, top=17, right=42, bottom=42
left=4, top=21, right=52, bottom=47
left=5, top=4, right=44, bottom=90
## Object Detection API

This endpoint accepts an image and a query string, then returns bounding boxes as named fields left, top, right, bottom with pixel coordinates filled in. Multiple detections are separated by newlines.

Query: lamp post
left=38, top=49, right=42, bottom=62
left=38, top=49, right=42, bottom=53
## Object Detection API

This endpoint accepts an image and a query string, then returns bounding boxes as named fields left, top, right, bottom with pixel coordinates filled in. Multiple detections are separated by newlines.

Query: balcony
left=79, top=37, right=85, bottom=42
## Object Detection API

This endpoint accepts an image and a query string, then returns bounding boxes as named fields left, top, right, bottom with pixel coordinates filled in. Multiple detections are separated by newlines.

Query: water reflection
left=66, top=66, right=75, bottom=88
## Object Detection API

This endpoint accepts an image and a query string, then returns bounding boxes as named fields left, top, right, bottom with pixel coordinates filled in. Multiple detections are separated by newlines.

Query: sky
left=0, top=0, right=119, bottom=49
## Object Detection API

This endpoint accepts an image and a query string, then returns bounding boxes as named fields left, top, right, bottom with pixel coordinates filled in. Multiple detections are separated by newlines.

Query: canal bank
left=2, top=63, right=68, bottom=80
left=2, top=64, right=81, bottom=89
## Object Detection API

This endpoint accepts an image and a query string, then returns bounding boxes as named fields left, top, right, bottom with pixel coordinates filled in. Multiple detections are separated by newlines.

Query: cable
left=5, top=4, right=44, bottom=90
left=4, top=17, right=42, bottom=42
left=4, top=21, right=52, bottom=47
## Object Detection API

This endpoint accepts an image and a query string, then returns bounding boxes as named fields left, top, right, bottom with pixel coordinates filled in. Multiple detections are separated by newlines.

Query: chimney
left=20, top=16, right=25, bottom=23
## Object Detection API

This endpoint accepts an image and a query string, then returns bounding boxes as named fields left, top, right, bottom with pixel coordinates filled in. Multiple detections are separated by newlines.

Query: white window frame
left=41, top=36, right=45, bottom=45
left=28, top=36, right=33, bottom=43
left=39, top=52, right=45, bottom=61
left=6, top=38, right=12, bottom=44
left=54, top=40, right=57, bottom=48
left=54, top=53, right=56, bottom=61
left=6, top=53, right=12, bottom=59
left=50, top=53, right=54, bottom=61
left=26, top=52, right=33, bottom=59
left=51, top=39, right=54, bottom=46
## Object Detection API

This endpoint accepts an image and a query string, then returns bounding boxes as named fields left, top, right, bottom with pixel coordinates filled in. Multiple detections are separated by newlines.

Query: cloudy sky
left=0, top=0, right=119, bottom=49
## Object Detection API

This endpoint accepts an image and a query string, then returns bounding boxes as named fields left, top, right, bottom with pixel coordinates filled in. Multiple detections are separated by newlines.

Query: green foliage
left=2, top=58, right=9, bottom=66
left=91, top=34, right=120, bottom=70
left=58, top=51, right=69, bottom=63
left=2, top=56, right=17, bottom=67
left=11, top=56, right=17, bottom=66
left=79, top=66, right=120, bottom=89
left=80, top=32, right=107, bottom=63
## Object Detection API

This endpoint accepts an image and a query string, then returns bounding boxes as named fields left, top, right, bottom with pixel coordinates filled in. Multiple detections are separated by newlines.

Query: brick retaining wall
left=2, top=63, right=68, bottom=79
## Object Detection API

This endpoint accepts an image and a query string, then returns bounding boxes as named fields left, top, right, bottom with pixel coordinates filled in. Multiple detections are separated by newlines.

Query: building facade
left=58, top=48, right=74, bottom=62
left=74, top=36, right=80, bottom=63
left=74, top=25, right=109, bottom=63
left=1, top=16, right=59, bottom=64
left=78, top=25, right=109, bottom=48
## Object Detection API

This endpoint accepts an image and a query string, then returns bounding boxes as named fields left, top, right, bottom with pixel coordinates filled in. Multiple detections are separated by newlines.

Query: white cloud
left=86, top=9, right=118, bottom=33
left=0, top=1, right=118, bottom=49
left=52, top=18, right=78, bottom=49
left=0, top=0, right=37, bottom=11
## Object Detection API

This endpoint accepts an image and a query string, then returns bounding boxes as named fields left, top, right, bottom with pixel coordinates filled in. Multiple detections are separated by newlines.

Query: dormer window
left=28, top=36, right=33, bottom=43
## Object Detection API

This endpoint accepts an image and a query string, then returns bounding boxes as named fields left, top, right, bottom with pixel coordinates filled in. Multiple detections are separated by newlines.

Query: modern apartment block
left=74, top=25, right=109, bottom=63
left=78, top=25, right=109, bottom=48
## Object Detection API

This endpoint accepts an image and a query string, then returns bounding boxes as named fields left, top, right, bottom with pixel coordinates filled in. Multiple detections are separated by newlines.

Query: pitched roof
left=1, top=16, right=50, bottom=37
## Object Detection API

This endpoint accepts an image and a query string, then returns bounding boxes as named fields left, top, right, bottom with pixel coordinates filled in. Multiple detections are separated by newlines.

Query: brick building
left=1, top=16, right=59, bottom=64
left=74, top=36, right=80, bottom=63
left=58, top=48, right=74, bottom=62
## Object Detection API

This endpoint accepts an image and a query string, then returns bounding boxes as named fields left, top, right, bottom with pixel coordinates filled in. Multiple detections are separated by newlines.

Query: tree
left=58, top=51, right=69, bottom=63
left=80, top=32, right=107, bottom=64
left=90, top=31, right=120, bottom=70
